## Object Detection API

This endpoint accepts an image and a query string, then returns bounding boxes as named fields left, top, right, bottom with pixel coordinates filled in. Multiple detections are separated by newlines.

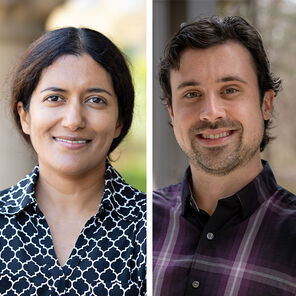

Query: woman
left=0, top=27, right=146, bottom=295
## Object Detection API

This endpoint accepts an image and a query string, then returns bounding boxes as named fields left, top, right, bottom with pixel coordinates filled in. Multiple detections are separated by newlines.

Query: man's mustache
left=189, top=120, right=242, bottom=134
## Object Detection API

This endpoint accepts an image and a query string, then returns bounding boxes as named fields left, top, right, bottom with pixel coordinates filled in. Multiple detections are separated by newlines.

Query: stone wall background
left=0, top=0, right=65, bottom=188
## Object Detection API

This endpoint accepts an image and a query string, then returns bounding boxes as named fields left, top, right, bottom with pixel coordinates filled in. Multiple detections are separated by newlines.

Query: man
left=153, top=16, right=296, bottom=296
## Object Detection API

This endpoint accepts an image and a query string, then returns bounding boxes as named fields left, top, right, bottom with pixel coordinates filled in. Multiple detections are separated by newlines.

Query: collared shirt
left=153, top=161, right=296, bottom=296
left=0, top=162, right=146, bottom=295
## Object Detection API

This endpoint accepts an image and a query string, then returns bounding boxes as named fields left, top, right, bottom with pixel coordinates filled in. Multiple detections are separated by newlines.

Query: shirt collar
left=181, top=160, right=278, bottom=218
left=0, top=166, right=38, bottom=215
left=181, top=167, right=193, bottom=216
left=101, top=162, right=143, bottom=222
left=0, top=162, right=142, bottom=222
left=236, top=160, right=278, bottom=219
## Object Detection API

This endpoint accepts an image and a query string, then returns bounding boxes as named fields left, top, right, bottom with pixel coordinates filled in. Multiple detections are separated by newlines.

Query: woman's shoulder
left=0, top=166, right=38, bottom=215
left=105, top=162, right=146, bottom=196
left=105, top=163, right=146, bottom=220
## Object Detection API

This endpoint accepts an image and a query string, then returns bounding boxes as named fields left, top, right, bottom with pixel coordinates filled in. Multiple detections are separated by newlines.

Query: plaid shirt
left=153, top=161, right=296, bottom=296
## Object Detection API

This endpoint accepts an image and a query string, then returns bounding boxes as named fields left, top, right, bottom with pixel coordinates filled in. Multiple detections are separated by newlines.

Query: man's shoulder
left=259, top=184, right=296, bottom=235
left=153, top=182, right=183, bottom=209
left=154, top=182, right=182, bottom=198
left=277, top=184, right=296, bottom=198
left=274, top=184, right=296, bottom=212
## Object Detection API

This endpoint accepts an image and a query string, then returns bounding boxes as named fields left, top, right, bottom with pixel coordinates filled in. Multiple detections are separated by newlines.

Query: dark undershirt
left=185, top=187, right=243, bottom=237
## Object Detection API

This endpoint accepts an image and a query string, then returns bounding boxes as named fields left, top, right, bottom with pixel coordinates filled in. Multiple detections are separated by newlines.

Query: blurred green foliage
left=112, top=53, right=146, bottom=192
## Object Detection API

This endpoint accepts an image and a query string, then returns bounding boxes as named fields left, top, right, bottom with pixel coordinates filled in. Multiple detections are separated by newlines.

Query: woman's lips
left=53, top=136, right=92, bottom=149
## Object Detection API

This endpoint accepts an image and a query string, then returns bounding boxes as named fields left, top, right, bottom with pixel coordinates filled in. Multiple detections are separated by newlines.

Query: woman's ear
left=17, top=102, right=31, bottom=135
left=114, top=119, right=123, bottom=139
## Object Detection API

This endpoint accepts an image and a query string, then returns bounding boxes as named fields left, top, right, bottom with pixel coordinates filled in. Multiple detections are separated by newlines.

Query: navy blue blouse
left=0, top=163, right=146, bottom=295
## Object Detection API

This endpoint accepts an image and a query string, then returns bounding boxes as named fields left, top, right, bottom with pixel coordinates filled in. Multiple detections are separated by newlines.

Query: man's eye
left=184, top=92, right=201, bottom=98
left=44, top=95, right=63, bottom=102
left=87, top=97, right=106, bottom=104
left=224, top=88, right=239, bottom=95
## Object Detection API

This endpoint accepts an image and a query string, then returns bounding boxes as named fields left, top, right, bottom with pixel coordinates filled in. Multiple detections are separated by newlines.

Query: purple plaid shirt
left=153, top=161, right=296, bottom=296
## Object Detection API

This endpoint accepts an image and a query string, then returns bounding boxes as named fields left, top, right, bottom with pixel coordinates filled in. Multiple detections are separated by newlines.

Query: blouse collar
left=0, top=162, right=143, bottom=222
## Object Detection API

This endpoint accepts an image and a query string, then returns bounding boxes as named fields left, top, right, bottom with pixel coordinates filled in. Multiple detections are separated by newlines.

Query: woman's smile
left=53, top=136, right=92, bottom=149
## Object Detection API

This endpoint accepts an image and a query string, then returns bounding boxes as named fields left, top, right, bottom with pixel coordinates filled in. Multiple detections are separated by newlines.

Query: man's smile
left=199, top=130, right=231, bottom=139
left=195, top=129, right=237, bottom=147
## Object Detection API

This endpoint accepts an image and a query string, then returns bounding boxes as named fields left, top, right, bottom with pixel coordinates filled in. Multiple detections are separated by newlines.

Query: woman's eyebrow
left=41, top=87, right=66, bottom=93
left=87, top=88, right=112, bottom=96
left=40, top=87, right=113, bottom=96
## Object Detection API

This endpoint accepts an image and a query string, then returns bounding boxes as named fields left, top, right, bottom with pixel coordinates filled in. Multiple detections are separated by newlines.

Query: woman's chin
left=39, top=160, right=106, bottom=178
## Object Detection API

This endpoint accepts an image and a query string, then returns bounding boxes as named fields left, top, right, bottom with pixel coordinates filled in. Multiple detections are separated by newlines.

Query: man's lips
left=197, top=130, right=234, bottom=140
left=195, top=129, right=238, bottom=147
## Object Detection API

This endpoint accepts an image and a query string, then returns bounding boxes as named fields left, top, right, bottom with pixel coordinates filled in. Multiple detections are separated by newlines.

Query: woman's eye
left=44, top=95, right=62, bottom=102
left=87, top=97, right=106, bottom=104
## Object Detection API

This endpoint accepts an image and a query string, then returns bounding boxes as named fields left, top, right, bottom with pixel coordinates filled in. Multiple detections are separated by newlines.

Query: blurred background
left=0, top=0, right=146, bottom=192
left=153, top=0, right=296, bottom=194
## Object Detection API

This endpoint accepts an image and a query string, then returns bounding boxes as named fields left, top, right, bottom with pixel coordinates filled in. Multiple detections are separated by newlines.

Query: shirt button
left=207, top=232, right=214, bottom=240
left=192, top=280, right=200, bottom=288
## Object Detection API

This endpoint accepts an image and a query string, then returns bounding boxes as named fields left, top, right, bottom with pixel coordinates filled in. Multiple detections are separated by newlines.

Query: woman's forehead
left=35, top=54, right=115, bottom=96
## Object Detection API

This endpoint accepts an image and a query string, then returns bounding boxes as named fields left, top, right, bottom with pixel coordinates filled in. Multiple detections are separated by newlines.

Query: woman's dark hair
left=159, top=16, right=282, bottom=152
left=11, top=27, right=134, bottom=155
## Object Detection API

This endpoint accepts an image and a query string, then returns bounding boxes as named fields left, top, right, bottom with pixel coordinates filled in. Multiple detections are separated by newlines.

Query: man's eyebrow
left=177, top=80, right=200, bottom=90
left=217, top=76, right=248, bottom=85
left=40, top=87, right=112, bottom=96
left=176, top=76, right=249, bottom=90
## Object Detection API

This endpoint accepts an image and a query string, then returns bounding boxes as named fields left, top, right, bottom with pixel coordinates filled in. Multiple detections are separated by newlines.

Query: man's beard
left=183, top=119, right=263, bottom=176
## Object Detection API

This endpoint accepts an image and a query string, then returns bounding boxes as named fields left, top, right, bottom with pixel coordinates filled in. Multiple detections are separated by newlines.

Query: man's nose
left=61, top=100, right=86, bottom=131
left=199, top=93, right=226, bottom=122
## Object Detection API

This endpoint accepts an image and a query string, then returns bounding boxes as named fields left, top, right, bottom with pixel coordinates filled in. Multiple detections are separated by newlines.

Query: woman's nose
left=61, top=101, right=86, bottom=131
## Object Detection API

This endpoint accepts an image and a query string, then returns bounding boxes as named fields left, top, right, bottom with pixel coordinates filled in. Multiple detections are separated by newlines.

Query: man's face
left=168, top=41, right=273, bottom=175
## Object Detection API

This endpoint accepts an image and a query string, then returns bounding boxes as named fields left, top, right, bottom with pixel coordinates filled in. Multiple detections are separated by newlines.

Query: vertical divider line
left=146, top=0, right=153, bottom=295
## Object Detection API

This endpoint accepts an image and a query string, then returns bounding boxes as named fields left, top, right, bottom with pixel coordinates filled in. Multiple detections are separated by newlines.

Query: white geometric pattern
left=0, top=162, right=146, bottom=295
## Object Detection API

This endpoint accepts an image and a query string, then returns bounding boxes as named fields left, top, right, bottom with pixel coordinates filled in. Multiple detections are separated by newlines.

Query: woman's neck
left=35, top=162, right=105, bottom=214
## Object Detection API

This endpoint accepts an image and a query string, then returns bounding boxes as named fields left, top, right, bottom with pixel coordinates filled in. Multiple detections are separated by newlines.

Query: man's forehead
left=170, top=41, right=257, bottom=88
left=178, top=40, right=252, bottom=58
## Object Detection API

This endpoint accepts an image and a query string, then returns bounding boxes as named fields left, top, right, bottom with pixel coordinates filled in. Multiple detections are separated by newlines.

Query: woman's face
left=18, top=54, right=122, bottom=177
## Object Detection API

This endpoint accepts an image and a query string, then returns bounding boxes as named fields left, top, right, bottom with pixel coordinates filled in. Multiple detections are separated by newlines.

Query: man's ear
left=262, top=90, right=274, bottom=120
left=17, top=102, right=31, bottom=135
left=166, top=98, right=174, bottom=124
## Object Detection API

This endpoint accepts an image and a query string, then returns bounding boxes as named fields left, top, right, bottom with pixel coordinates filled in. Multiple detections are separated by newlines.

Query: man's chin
left=188, top=150, right=243, bottom=176
left=194, top=160, right=241, bottom=176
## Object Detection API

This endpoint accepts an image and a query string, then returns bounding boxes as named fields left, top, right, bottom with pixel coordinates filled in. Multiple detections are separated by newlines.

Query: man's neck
left=190, top=155, right=263, bottom=216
